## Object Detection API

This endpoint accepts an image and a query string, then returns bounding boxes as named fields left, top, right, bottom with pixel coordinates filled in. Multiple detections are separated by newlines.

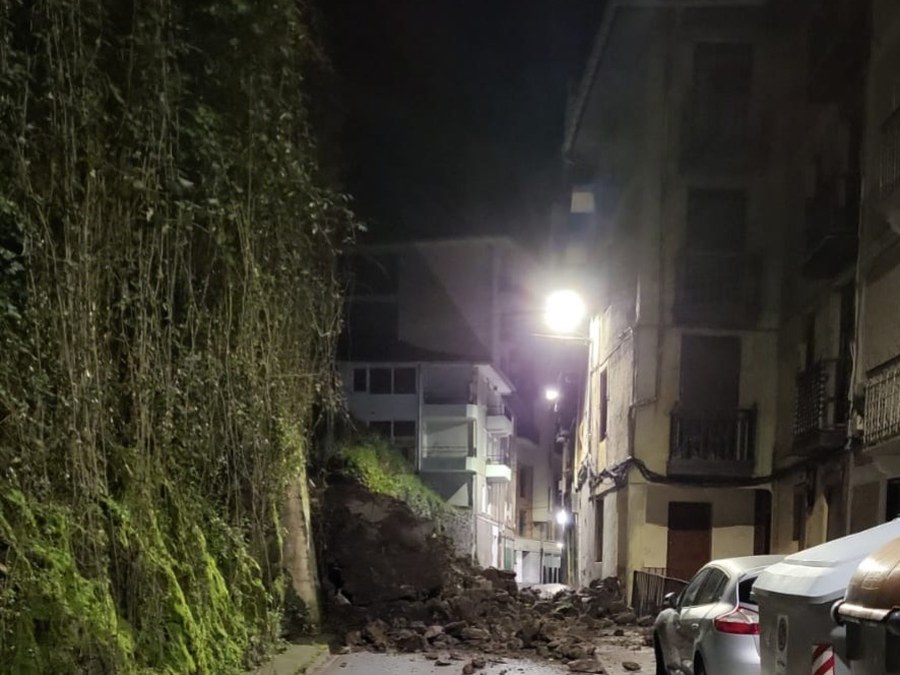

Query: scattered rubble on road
left=321, top=479, right=652, bottom=674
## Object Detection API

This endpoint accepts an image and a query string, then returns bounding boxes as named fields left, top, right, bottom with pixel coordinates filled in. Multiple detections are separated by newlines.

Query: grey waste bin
left=833, top=537, right=900, bottom=675
left=753, top=520, right=900, bottom=675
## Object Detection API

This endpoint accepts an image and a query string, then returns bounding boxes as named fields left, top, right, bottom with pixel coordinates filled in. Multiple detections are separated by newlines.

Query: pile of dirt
left=320, top=480, right=652, bottom=674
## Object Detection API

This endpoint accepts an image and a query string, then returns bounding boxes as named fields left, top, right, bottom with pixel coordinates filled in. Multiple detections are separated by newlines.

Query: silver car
left=653, top=555, right=784, bottom=675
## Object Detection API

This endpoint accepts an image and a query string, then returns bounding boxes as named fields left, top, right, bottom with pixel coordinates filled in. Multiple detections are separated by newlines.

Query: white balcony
left=486, top=405, right=514, bottom=436
left=485, top=462, right=512, bottom=482
left=423, top=402, right=479, bottom=420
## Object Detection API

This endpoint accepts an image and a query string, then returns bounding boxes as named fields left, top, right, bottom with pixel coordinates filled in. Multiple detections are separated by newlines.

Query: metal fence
left=880, top=106, right=900, bottom=199
left=669, top=407, right=756, bottom=463
left=632, top=570, right=689, bottom=618
left=794, top=359, right=848, bottom=439
left=865, top=358, right=900, bottom=446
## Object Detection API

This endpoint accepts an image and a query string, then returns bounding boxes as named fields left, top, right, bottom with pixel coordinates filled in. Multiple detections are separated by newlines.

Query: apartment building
left=557, top=1, right=802, bottom=593
left=848, top=0, right=900, bottom=534
left=770, top=0, right=868, bottom=554
left=339, top=236, right=555, bottom=571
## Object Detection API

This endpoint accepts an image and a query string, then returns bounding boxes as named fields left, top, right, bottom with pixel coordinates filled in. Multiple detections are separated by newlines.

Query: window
left=792, top=488, right=806, bottom=542
left=518, top=510, right=527, bottom=536
left=598, top=370, right=609, bottom=440
left=369, top=368, right=391, bottom=394
left=594, top=499, right=604, bottom=562
left=739, top=577, right=758, bottom=608
left=369, top=421, right=391, bottom=438
left=695, top=568, right=729, bottom=606
left=679, top=568, right=712, bottom=608
left=393, top=367, right=416, bottom=394
left=392, top=420, right=416, bottom=439
left=352, top=368, right=367, bottom=392
left=518, top=466, right=533, bottom=499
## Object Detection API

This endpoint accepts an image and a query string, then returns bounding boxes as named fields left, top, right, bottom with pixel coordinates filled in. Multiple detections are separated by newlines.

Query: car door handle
left=690, top=623, right=700, bottom=630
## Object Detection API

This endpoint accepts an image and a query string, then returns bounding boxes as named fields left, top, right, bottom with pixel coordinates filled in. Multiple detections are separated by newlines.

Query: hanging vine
left=0, top=0, right=354, bottom=672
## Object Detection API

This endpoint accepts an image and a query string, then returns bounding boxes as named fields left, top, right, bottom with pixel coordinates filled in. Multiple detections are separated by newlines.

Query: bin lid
left=754, top=520, right=900, bottom=604
left=836, top=537, right=900, bottom=623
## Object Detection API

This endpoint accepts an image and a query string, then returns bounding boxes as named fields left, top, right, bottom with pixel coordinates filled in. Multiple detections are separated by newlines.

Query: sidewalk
left=246, top=643, right=332, bottom=675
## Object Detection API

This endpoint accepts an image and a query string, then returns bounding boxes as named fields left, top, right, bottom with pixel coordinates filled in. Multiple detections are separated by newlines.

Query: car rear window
left=738, top=577, right=757, bottom=607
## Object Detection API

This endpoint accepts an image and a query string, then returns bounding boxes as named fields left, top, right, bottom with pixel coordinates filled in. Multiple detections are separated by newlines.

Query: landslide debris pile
left=320, top=479, right=652, bottom=673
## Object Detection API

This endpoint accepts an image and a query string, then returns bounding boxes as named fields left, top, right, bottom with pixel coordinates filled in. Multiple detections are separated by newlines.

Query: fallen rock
left=568, top=658, right=607, bottom=673
left=622, top=662, right=642, bottom=672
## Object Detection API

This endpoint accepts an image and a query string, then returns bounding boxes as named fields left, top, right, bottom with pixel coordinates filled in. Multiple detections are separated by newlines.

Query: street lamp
left=543, top=289, right=586, bottom=335
left=544, top=387, right=560, bottom=402
left=555, top=509, right=571, bottom=527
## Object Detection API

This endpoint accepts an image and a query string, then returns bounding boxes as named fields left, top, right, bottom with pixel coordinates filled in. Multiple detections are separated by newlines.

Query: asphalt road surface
left=319, top=653, right=569, bottom=675
left=319, top=650, right=655, bottom=675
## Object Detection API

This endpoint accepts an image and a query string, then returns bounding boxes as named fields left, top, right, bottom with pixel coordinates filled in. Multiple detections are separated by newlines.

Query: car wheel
left=654, top=635, right=667, bottom=675
left=694, top=654, right=706, bottom=675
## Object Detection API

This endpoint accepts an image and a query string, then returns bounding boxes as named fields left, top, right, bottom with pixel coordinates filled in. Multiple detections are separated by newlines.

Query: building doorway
left=666, top=502, right=712, bottom=581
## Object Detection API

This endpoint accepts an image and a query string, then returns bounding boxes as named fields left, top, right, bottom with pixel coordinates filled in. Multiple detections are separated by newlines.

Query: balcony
left=486, top=404, right=514, bottom=436
left=878, top=107, right=900, bottom=233
left=674, top=251, right=762, bottom=327
left=807, top=0, right=869, bottom=103
left=864, top=359, right=900, bottom=448
left=793, top=359, right=849, bottom=455
left=486, top=446, right=512, bottom=482
left=668, top=407, right=756, bottom=478
left=802, top=179, right=860, bottom=279
left=420, top=445, right=480, bottom=473
left=680, top=95, right=765, bottom=173
left=423, top=393, right=478, bottom=421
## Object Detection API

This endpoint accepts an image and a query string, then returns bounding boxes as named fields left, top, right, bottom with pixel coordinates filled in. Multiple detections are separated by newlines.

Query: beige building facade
left=559, top=0, right=803, bottom=594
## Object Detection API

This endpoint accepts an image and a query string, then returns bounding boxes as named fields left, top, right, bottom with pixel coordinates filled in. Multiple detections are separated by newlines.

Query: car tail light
left=715, top=607, right=760, bottom=635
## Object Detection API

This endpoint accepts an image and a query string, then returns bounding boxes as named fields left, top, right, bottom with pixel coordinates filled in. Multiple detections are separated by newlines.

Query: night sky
left=320, top=1, right=605, bottom=244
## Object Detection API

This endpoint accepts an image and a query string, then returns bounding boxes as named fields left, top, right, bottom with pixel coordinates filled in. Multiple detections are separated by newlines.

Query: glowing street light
left=544, top=387, right=560, bottom=402
left=543, top=289, right=586, bottom=335
left=555, top=509, right=571, bottom=527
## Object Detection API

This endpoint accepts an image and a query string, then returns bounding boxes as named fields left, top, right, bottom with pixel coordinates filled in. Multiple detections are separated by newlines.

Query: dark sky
left=319, top=1, right=604, bottom=244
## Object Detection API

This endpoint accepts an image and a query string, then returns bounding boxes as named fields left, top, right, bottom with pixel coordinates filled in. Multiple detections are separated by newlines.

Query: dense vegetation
left=0, top=1, right=354, bottom=672
left=334, top=437, right=448, bottom=522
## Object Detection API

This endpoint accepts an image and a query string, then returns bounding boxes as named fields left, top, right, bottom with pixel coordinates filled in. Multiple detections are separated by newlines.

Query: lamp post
left=541, top=288, right=592, bottom=587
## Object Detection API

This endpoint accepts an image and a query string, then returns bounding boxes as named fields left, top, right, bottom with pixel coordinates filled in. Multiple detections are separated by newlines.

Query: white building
left=339, top=236, right=549, bottom=570
left=340, top=358, right=515, bottom=567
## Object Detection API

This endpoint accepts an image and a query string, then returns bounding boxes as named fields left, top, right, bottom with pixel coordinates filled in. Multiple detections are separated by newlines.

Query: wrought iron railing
left=681, top=94, right=753, bottom=168
left=486, top=447, right=511, bottom=465
left=632, top=570, right=689, bottom=618
left=794, top=359, right=849, bottom=441
left=670, top=407, right=756, bottom=464
left=880, top=106, right=900, bottom=199
left=865, top=359, right=900, bottom=446
left=674, top=251, right=761, bottom=325
left=805, top=177, right=860, bottom=247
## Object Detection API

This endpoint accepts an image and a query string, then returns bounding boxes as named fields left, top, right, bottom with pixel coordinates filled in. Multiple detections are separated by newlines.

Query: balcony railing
left=669, top=407, right=756, bottom=477
left=803, top=178, right=860, bottom=279
left=681, top=95, right=764, bottom=172
left=674, top=251, right=761, bottom=327
left=880, top=107, right=900, bottom=201
left=486, top=447, right=511, bottom=466
left=807, top=0, right=869, bottom=102
left=865, top=359, right=900, bottom=447
left=793, top=359, right=849, bottom=454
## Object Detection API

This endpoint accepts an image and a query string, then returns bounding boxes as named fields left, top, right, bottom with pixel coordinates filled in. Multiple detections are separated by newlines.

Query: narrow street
left=319, top=649, right=655, bottom=675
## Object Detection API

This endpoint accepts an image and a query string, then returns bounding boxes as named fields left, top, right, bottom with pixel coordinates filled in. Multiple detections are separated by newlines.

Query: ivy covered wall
left=0, top=1, right=354, bottom=672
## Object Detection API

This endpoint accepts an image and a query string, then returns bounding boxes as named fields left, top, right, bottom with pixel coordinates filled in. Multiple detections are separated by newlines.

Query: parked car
left=653, top=555, right=784, bottom=675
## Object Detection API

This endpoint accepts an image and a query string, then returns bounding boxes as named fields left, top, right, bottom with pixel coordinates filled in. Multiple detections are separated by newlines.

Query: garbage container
left=753, top=520, right=900, bottom=675
left=833, top=537, right=900, bottom=675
